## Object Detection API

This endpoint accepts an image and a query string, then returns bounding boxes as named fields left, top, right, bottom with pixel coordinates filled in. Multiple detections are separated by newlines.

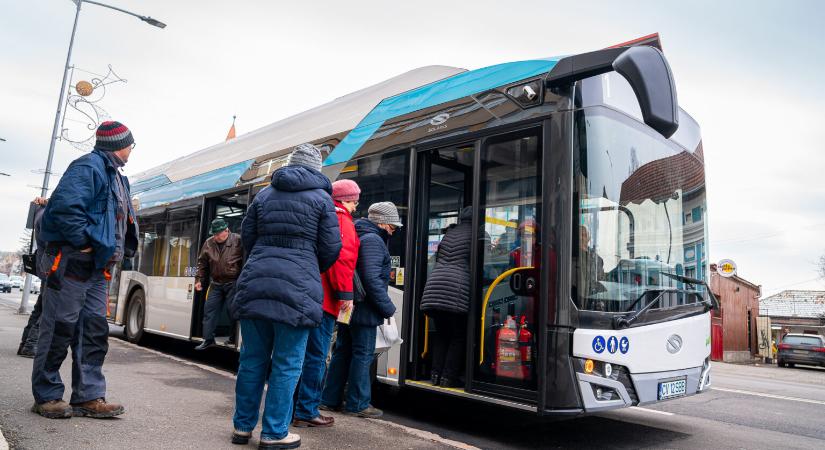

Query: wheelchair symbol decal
left=592, top=336, right=606, bottom=354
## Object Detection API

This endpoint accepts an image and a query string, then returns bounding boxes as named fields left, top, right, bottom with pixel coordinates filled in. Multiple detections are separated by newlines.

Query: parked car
left=0, top=274, right=10, bottom=293
left=30, top=277, right=41, bottom=294
left=9, top=275, right=23, bottom=290
left=777, top=334, right=825, bottom=368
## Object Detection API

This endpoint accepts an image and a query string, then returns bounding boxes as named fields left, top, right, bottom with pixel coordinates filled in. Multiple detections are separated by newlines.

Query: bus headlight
left=604, top=363, right=613, bottom=378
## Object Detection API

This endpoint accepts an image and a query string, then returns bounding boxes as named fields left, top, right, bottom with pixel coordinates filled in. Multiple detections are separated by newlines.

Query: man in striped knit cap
left=33, top=121, right=138, bottom=419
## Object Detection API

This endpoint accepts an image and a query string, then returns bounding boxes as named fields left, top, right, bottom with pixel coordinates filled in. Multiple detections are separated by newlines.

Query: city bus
left=113, top=34, right=714, bottom=415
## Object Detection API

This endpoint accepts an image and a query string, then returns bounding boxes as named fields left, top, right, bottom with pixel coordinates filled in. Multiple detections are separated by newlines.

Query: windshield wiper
left=613, top=273, right=720, bottom=329
left=659, top=271, right=720, bottom=311
left=613, top=288, right=676, bottom=329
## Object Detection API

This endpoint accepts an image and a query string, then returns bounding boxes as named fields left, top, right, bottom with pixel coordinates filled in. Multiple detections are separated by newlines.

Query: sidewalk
left=0, top=304, right=453, bottom=449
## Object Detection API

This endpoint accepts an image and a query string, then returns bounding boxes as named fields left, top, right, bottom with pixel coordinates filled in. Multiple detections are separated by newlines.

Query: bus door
left=191, top=188, right=250, bottom=342
left=410, top=143, right=475, bottom=388
left=471, top=128, right=542, bottom=399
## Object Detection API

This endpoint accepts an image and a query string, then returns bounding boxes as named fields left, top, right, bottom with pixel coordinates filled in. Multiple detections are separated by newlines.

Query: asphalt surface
left=2, top=291, right=825, bottom=449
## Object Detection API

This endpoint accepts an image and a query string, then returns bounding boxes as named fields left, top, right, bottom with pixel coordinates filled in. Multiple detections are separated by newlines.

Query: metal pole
left=21, top=1, right=81, bottom=314
left=40, top=0, right=82, bottom=198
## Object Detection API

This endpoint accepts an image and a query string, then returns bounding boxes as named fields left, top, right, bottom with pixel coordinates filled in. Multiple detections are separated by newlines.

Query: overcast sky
left=1, top=0, right=823, bottom=296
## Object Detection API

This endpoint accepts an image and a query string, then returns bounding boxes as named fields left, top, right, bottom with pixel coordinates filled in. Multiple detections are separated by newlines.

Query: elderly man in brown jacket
left=195, top=218, right=243, bottom=350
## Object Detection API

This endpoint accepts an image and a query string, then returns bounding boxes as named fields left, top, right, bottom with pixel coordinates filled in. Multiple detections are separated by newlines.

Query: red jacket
left=322, top=201, right=360, bottom=317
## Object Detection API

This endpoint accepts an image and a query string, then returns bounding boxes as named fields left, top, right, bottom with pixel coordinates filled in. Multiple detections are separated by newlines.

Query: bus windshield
left=573, top=104, right=708, bottom=314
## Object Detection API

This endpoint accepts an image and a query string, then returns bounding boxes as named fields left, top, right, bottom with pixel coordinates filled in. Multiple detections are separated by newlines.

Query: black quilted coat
left=420, top=207, right=474, bottom=314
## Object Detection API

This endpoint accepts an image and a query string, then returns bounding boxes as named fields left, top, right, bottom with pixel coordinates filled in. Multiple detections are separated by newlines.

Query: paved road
left=2, top=291, right=825, bottom=449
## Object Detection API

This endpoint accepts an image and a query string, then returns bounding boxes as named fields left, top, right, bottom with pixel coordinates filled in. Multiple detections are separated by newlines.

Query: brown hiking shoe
left=71, top=398, right=125, bottom=418
left=31, top=399, right=73, bottom=419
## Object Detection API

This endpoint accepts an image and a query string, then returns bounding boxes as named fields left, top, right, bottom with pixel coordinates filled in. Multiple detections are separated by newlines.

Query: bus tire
left=125, top=290, right=146, bottom=344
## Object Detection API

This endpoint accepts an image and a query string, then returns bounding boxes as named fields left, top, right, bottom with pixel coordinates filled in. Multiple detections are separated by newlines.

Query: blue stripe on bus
left=324, top=58, right=559, bottom=166
left=134, top=159, right=254, bottom=210
left=130, top=173, right=172, bottom=194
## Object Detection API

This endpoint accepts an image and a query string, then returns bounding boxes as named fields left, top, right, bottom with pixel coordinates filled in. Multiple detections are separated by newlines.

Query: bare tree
left=820, top=254, right=825, bottom=281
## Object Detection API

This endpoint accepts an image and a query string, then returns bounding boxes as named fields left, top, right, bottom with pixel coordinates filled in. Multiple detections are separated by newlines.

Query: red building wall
left=709, top=265, right=761, bottom=362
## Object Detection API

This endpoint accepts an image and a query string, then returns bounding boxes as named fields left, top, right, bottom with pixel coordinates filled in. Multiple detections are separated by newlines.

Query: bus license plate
left=658, top=378, right=687, bottom=400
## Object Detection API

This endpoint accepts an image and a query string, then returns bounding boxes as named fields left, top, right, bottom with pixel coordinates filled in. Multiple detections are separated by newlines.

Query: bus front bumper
left=577, top=359, right=711, bottom=412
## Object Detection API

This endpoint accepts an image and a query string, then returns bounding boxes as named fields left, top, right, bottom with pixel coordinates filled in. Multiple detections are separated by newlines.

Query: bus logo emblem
left=429, top=113, right=450, bottom=126
left=592, top=336, right=606, bottom=354
left=666, top=334, right=683, bottom=354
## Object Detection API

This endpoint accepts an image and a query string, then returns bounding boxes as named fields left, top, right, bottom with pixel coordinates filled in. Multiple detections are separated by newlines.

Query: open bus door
left=405, top=127, right=544, bottom=405
left=190, top=187, right=250, bottom=346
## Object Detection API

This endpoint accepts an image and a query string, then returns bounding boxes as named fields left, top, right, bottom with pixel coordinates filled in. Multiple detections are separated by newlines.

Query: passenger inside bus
left=573, top=224, right=606, bottom=310
left=420, top=206, right=484, bottom=388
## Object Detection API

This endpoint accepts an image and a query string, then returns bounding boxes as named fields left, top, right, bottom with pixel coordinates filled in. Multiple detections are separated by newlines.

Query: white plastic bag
left=375, top=317, right=402, bottom=354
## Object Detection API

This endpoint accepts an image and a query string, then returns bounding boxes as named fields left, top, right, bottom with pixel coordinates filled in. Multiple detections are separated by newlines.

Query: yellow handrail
left=420, top=315, right=430, bottom=358
left=479, top=266, right=534, bottom=365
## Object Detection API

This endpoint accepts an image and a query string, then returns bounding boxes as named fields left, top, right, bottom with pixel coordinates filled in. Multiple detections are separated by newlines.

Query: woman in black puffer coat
left=420, top=206, right=477, bottom=387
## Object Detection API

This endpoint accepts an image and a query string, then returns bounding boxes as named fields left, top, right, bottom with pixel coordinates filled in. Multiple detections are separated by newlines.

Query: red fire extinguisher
left=518, top=315, right=533, bottom=381
left=495, top=315, right=521, bottom=379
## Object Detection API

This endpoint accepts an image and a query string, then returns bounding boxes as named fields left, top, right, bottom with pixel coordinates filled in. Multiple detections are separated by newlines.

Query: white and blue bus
left=112, top=34, right=715, bottom=415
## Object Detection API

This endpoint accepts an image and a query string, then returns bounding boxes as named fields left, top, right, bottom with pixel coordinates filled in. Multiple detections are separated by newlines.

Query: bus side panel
left=144, top=276, right=195, bottom=339
left=376, top=286, right=405, bottom=385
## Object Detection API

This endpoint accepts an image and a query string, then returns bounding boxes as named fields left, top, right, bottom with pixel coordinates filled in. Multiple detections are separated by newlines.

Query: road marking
left=714, top=387, right=825, bottom=406
left=370, top=419, right=480, bottom=450
left=629, top=406, right=675, bottom=416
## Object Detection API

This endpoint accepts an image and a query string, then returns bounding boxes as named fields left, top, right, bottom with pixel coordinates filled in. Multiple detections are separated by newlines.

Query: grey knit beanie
left=287, top=143, right=323, bottom=172
left=368, top=202, right=403, bottom=227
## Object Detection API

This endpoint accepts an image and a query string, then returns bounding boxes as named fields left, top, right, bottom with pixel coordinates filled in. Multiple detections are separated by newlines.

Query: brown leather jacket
left=195, top=232, right=243, bottom=284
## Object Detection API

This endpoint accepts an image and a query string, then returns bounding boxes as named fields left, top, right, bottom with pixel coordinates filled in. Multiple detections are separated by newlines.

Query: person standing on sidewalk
left=229, top=143, right=341, bottom=449
left=18, top=196, right=49, bottom=358
left=32, top=121, right=138, bottom=419
left=194, top=218, right=243, bottom=350
left=321, top=202, right=399, bottom=419
left=293, top=179, right=361, bottom=428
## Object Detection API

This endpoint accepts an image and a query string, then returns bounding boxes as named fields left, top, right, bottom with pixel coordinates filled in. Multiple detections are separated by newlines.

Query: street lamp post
left=19, top=0, right=165, bottom=315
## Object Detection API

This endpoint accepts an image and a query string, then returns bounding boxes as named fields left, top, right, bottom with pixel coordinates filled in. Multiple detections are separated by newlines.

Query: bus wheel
left=126, top=290, right=146, bottom=344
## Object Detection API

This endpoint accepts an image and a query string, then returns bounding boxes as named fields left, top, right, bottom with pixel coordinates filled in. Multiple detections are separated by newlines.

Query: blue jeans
left=294, top=313, right=336, bottom=420
left=233, top=319, right=310, bottom=440
left=321, top=324, right=377, bottom=413
left=32, top=247, right=109, bottom=404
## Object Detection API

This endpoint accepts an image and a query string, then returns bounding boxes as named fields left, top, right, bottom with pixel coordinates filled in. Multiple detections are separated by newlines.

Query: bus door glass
left=473, top=128, right=541, bottom=393
left=413, top=144, right=474, bottom=386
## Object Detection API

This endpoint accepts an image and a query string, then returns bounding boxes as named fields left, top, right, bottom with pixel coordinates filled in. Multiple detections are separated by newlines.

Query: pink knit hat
left=332, top=179, right=361, bottom=202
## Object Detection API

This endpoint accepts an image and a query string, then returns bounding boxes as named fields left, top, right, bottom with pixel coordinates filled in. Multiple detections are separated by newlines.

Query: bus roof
left=130, top=58, right=562, bottom=210
left=130, top=65, right=466, bottom=188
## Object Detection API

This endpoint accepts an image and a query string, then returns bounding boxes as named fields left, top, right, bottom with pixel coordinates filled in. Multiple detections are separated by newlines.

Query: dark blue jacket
left=351, top=219, right=396, bottom=327
left=40, top=150, right=138, bottom=269
left=231, top=166, right=342, bottom=327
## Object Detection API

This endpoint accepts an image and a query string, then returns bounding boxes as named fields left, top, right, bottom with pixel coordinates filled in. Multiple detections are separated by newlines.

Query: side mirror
left=546, top=46, right=679, bottom=138
left=613, top=46, right=679, bottom=138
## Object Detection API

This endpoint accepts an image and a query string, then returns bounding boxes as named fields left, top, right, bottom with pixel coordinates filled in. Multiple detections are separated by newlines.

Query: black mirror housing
left=546, top=46, right=679, bottom=138
left=612, top=46, right=679, bottom=138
